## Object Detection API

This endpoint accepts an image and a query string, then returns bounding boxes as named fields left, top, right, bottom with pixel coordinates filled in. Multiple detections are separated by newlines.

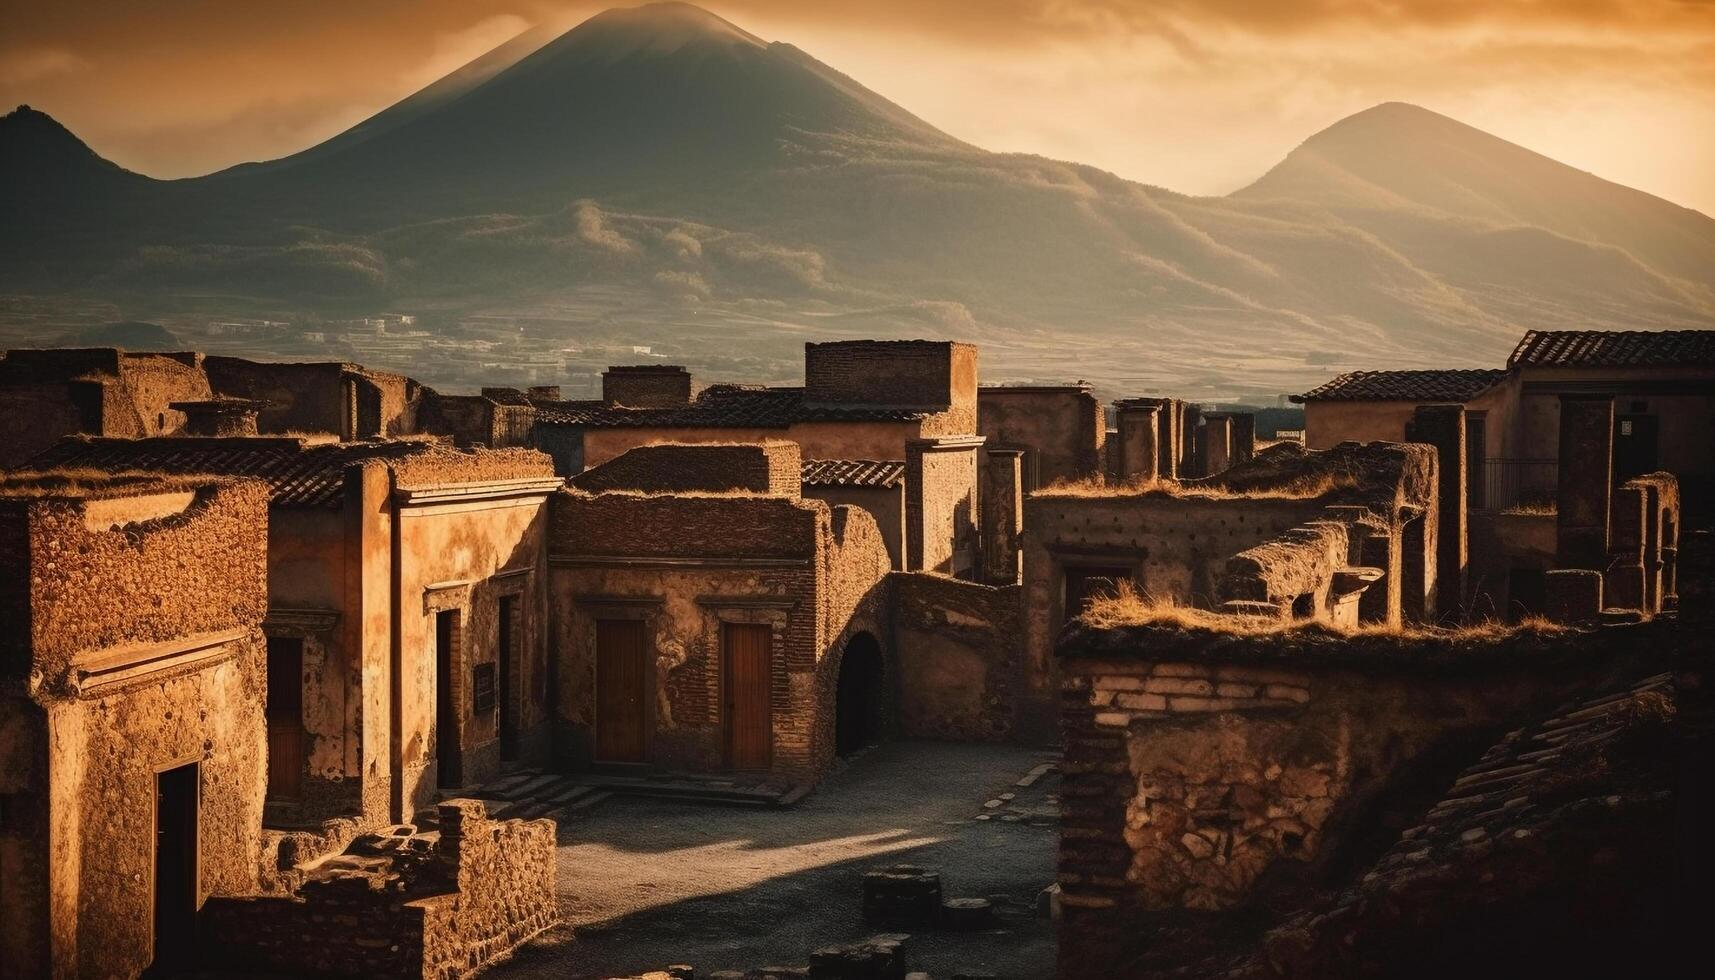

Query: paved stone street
left=489, top=741, right=1060, bottom=979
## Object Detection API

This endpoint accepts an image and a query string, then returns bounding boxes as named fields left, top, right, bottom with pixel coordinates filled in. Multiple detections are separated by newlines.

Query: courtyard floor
left=488, top=740, right=1061, bottom=980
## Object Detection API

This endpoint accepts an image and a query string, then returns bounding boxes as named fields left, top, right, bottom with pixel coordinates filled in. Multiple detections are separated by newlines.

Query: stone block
left=1545, top=569, right=1603, bottom=622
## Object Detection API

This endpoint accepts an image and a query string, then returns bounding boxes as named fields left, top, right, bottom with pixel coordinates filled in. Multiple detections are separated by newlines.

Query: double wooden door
left=724, top=623, right=773, bottom=770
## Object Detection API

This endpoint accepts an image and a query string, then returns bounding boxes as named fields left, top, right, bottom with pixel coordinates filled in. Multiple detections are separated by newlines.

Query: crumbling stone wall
left=890, top=573, right=1024, bottom=741
left=203, top=800, right=556, bottom=980
left=204, top=357, right=421, bottom=438
left=418, top=391, right=537, bottom=448
left=572, top=442, right=802, bottom=496
left=1054, top=619, right=1662, bottom=978
left=0, top=349, right=211, bottom=465
left=978, top=385, right=1105, bottom=487
left=0, top=476, right=270, bottom=980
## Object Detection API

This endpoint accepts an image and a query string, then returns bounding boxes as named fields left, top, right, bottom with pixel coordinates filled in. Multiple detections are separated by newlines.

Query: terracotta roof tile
left=25, top=437, right=439, bottom=508
left=800, top=459, right=906, bottom=489
left=1507, top=329, right=1715, bottom=368
left=533, top=385, right=933, bottom=429
left=1292, top=369, right=1506, bottom=403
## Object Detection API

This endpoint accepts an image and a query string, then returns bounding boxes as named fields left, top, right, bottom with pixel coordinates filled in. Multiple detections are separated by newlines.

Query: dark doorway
left=595, top=618, right=647, bottom=763
left=265, top=637, right=304, bottom=801
left=1465, top=413, right=1487, bottom=510
left=435, top=610, right=462, bottom=789
left=835, top=632, right=885, bottom=757
left=152, top=763, right=198, bottom=971
left=724, top=623, right=774, bottom=770
left=498, top=595, right=519, bottom=762
left=1063, top=565, right=1133, bottom=627
left=1614, top=414, right=1659, bottom=482
left=1508, top=566, right=1547, bottom=620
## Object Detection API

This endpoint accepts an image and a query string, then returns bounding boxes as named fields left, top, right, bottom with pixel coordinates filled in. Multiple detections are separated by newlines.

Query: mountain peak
left=572, top=3, right=766, bottom=55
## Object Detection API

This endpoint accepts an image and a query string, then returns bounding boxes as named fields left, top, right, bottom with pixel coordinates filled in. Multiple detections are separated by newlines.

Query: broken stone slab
left=940, top=898, right=995, bottom=931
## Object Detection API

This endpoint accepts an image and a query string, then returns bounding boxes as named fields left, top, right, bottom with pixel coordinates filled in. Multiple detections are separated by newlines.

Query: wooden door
left=724, top=623, right=773, bottom=770
left=596, top=619, right=647, bottom=763
left=265, top=638, right=303, bottom=801
left=435, top=611, right=463, bottom=788
left=498, top=595, right=519, bottom=762
left=1465, top=413, right=1487, bottom=510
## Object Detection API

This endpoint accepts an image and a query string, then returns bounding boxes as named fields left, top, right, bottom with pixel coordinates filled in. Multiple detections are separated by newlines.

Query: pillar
left=1555, top=395, right=1613, bottom=569
left=1114, top=402, right=1161, bottom=482
left=1179, top=404, right=1202, bottom=477
left=1605, top=482, right=1647, bottom=612
left=1406, top=404, right=1467, bottom=620
left=1229, top=413, right=1256, bottom=467
left=982, top=449, right=1025, bottom=585
left=1203, top=415, right=1233, bottom=475
left=1159, top=401, right=1180, bottom=479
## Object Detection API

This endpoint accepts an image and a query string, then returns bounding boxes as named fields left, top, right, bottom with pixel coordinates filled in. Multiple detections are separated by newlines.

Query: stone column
left=1229, top=413, right=1257, bottom=467
left=1203, top=414, right=1234, bottom=475
left=1405, top=404, right=1467, bottom=620
left=982, top=449, right=1025, bottom=585
left=1555, top=394, right=1614, bottom=569
left=1605, top=482, right=1647, bottom=612
left=905, top=435, right=986, bottom=575
left=1114, top=401, right=1161, bottom=482
left=1160, top=401, right=1181, bottom=479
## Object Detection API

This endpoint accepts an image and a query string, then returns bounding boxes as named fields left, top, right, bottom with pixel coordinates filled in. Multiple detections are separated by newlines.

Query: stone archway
left=835, top=631, right=885, bottom=757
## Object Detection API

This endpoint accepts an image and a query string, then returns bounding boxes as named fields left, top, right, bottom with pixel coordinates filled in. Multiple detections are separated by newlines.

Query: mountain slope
left=0, top=4, right=1711, bottom=397
left=1236, top=102, right=1715, bottom=289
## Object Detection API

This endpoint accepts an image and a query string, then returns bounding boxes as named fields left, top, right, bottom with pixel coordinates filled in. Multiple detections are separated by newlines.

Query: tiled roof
left=1507, top=329, right=1715, bottom=368
left=1291, top=369, right=1506, bottom=403
left=801, top=459, right=906, bottom=489
left=26, top=437, right=438, bottom=508
left=534, top=385, right=933, bottom=429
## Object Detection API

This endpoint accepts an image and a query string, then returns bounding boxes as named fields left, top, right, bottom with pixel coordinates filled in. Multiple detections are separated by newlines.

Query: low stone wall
left=204, top=800, right=556, bottom=979
left=890, top=573, right=1024, bottom=741
left=1054, top=617, right=1666, bottom=977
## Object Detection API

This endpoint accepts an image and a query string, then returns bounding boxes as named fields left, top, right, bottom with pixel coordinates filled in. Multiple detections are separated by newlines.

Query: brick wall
left=572, top=442, right=802, bottom=496
left=552, top=491, right=821, bottom=560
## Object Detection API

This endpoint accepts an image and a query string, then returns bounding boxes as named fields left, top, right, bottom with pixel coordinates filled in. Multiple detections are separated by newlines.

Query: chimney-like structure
left=1114, top=401, right=1161, bottom=482
left=602, top=365, right=692, bottom=408
left=170, top=398, right=266, bottom=437
left=1202, top=414, right=1234, bottom=475
left=527, top=385, right=561, bottom=401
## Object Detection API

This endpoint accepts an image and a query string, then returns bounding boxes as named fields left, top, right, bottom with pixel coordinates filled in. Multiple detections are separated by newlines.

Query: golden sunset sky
left=4, top=0, right=1713, bottom=212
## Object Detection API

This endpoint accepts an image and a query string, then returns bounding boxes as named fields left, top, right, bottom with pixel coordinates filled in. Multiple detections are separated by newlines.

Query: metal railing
left=1474, top=458, right=1557, bottom=513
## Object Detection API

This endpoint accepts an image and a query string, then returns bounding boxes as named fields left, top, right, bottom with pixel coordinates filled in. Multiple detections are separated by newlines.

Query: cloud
left=0, top=47, right=90, bottom=85
left=398, top=13, right=533, bottom=90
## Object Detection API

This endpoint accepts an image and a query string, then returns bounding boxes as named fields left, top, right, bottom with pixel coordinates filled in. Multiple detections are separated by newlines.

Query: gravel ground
left=488, top=740, right=1060, bottom=979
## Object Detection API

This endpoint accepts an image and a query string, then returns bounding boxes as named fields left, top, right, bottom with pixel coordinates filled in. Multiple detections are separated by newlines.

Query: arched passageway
left=835, top=632, right=885, bottom=757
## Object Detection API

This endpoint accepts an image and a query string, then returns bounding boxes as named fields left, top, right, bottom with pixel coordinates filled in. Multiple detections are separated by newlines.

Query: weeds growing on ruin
left=1077, top=581, right=1571, bottom=640
left=1034, top=473, right=1351, bottom=500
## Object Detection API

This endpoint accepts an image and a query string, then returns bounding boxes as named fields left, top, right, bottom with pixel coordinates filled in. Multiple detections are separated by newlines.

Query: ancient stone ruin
left=0, top=328, right=1707, bottom=978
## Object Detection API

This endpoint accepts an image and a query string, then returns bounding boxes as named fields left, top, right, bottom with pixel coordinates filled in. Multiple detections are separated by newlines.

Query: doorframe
left=700, top=598, right=794, bottom=772
left=150, top=753, right=202, bottom=965
left=578, top=597, right=661, bottom=767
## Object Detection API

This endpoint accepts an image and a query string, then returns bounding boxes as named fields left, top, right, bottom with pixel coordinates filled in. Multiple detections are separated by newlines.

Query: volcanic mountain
left=2, top=2, right=1712, bottom=397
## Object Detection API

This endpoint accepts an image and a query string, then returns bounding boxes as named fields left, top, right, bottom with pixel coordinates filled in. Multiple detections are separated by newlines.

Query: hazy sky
left=4, top=1, right=1713, bottom=212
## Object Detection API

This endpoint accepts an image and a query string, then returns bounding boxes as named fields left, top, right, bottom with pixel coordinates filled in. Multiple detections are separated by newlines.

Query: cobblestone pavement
left=488, top=740, right=1061, bottom=979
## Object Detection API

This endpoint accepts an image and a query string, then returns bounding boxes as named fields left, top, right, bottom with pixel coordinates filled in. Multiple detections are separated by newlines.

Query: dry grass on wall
left=1033, top=473, right=1352, bottom=501
left=1077, top=581, right=1568, bottom=641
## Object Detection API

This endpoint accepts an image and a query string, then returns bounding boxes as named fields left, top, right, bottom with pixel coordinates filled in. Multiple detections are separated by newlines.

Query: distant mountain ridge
left=2, top=2, right=1711, bottom=397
